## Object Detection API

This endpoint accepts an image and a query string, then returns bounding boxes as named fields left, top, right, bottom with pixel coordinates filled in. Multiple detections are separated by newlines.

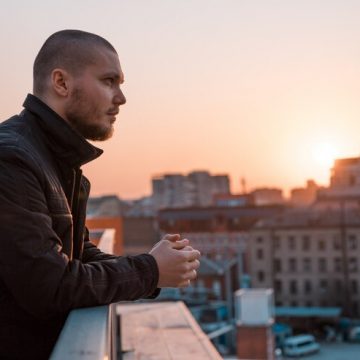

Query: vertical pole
left=340, top=199, right=351, bottom=317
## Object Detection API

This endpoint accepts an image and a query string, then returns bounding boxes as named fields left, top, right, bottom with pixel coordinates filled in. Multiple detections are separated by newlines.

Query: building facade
left=152, top=171, right=230, bottom=209
left=249, top=208, right=360, bottom=316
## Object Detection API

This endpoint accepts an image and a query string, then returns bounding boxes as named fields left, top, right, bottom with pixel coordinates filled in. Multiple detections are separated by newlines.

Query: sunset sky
left=1, top=1, right=360, bottom=199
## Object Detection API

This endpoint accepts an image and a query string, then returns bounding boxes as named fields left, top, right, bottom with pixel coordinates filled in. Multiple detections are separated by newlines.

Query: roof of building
left=255, top=208, right=360, bottom=229
left=117, top=301, right=222, bottom=360
left=275, top=306, right=342, bottom=318
left=87, top=195, right=131, bottom=217
left=198, top=257, right=238, bottom=276
left=159, top=205, right=285, bottom=220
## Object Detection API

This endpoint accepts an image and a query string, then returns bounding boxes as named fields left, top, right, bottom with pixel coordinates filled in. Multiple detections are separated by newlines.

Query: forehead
left=87, top=47, right=124, bottom=81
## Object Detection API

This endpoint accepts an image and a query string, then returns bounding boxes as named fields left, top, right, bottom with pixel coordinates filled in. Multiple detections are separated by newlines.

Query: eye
left=104, top=78, right=114, bottom=86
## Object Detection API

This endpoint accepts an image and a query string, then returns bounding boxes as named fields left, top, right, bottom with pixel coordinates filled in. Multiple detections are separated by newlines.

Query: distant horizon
left=88, top=165, right=336, bottom=201
left=1, top=1, right=360, bottom=199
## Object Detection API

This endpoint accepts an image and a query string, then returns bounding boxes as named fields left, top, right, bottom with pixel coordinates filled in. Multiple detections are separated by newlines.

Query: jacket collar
left=23, top=94, right=103, bottom=167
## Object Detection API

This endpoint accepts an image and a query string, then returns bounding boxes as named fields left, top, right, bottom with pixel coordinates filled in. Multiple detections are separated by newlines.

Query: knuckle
left=184, top=263, right=192, bottom=272
left=180, top=280, right=190, bottom=288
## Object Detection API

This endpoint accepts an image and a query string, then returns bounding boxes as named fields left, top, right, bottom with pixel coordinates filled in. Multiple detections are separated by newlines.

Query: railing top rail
left=50, top=305, right=111, bottom=360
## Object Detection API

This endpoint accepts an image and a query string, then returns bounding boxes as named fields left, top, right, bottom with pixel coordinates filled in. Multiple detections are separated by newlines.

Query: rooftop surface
left=117, top=301, right=222, bottom=360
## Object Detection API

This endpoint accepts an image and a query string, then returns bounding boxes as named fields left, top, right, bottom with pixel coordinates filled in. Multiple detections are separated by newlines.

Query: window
left=256, top=248, right=264, bottom=260
left=210, top=281, right=220, bottom=298
left=303, top=258, right=311, bottom=272
left=318, top=239, right=326, bottom=251
left=273, top=236, right=281, bottom=250
left=319, top=279, right=328, bottom=292
left=350, top=175, right=356, bottom=186
left=348, top=234, right=357, bottom=250
left=275, top=280, right=282, bottom=294
left=257, top=271, right=265, bottom=282
left=257, top=236, right=263, bottom=244
left=305, top=301, right=313, bottom=307
left=349, top=258, right=358, bottom=272
left=290, top=301, right=298, bottom=307
left=288, top=236, right=296, bottom=250
left=274, top=258, right=282, bottom=272
left=289, top=258, right=297, bottom=272
left=290, top=280, right=298, bottom=295
left=304, top=280, right=312, bottom=294
left=335, top=279, right=343, bottom=292
left=333, top=235, right=341, bottom=250
left=351, top=280, right=358, bottom=294
left=353, top=302, right=359, bottom=316
left=319, top=258, right=327, bottom=273
left=302, top=235, right=310, bottom=251
left=334, top=258, right=342, bottom=272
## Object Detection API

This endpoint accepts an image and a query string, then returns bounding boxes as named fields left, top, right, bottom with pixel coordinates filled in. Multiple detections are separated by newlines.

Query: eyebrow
left=102, top=72, right=124, bottom=84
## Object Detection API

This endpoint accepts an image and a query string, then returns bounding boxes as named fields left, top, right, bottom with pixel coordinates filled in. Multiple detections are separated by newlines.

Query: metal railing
left=50, top=228, right=119, bottom=359
left=50, top=303, right=120, bottom=360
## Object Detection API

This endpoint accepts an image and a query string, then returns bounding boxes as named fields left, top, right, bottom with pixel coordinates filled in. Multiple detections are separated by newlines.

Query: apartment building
left=251, top=187, right=284, bottom=206
left=158, top=205, right=285, bottom=260
left=152, top=171, right=230, bottom=209
left=249, top=208, right=360, bottom=316
left=290, top=180, right=319, bottom=207
left=319, top=157, right=360, bottom=199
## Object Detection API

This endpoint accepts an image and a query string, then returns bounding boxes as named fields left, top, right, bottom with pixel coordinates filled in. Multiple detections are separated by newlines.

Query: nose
left=114, top=87, right=126, bottom=106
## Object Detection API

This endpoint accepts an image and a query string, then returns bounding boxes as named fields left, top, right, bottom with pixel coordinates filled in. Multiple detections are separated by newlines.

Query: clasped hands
left=149, top=234, right=201, bottom=288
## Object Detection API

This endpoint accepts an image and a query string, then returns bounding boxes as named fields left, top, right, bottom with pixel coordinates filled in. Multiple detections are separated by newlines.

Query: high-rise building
left=152, top=171, right=230, bottom=209
left=251, top=188, right=284, bottom=206
left=319, top=157, right=360, bottom=199
left=290, top=180, right=319, bottom=207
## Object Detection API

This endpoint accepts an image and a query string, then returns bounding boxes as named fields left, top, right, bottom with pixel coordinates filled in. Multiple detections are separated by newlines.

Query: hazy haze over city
left=1, top=0, right=360, bottom=198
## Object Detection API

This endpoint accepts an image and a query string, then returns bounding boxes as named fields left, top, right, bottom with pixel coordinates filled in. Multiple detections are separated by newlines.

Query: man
left=0, top=30, right=200, bottom=359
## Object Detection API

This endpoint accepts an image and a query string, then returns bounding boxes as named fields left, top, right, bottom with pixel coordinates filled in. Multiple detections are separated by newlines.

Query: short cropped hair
left=33, top=29, right=117, bottom=95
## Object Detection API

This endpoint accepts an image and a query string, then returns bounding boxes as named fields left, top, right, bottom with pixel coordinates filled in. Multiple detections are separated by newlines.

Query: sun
left=312, top=142, right=337, bottom=168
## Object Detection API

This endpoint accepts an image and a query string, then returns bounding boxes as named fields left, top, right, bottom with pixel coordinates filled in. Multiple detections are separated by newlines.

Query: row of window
left=271, top=278, right=359, bottom=295
left=272, top=257, right=358, bottom=273
left=256, top=234, right=358, bottom=251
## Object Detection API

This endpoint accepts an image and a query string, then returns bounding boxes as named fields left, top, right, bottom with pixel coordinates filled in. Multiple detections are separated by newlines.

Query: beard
left=65, top=87, right=114, bottom=141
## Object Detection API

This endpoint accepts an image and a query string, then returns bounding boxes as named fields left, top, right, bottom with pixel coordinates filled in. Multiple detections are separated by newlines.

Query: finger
left=171, top=238, right=189, bottom=250
left=182, top=245, right=194, bottom=252
left=178, top=279, right=191, bottom=288
left=186, top=269, right=197, bottom=280
left=184, top=249, right=201, bottom=261
left=178, top=269, right=197, bottom=287
left=188, top=259, right=200, bottom=270
left=163, top=234, right=181, bottom=242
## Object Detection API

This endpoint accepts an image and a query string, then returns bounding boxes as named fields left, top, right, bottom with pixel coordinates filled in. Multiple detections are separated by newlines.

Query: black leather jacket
left=0, top=94, right=159, bottom=359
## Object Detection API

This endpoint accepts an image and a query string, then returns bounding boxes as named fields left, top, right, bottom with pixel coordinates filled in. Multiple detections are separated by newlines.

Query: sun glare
left=312, top=142, right=337, bottom=168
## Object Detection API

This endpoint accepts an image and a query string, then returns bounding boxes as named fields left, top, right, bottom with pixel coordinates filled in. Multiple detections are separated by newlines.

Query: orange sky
left=1, top=1, right=360, bottom=199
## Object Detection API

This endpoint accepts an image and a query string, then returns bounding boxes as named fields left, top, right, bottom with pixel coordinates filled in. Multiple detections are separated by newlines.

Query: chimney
left=234, top=288, right=275, bottom=360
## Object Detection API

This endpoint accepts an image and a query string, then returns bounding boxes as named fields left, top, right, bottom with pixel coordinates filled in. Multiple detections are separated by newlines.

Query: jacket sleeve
left=0, top=152, right=159, bottom=319
left=82, top=227, right=118, bottom=261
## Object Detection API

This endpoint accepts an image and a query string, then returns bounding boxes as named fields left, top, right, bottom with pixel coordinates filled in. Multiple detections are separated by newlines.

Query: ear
left=50, top=69, right=70, bottom=97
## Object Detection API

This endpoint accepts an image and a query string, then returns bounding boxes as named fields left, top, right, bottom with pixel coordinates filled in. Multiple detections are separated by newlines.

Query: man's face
left=64, top=47, right=126, bottom=141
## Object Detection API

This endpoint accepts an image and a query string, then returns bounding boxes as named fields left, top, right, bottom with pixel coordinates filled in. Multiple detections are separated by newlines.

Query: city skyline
left=1, top=1, right=360, bottom=198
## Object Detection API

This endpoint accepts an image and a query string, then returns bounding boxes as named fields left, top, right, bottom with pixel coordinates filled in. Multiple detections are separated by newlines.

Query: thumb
left=171, top=238, right=189, bottom=250
left=163, top=234, right=181, bottom=242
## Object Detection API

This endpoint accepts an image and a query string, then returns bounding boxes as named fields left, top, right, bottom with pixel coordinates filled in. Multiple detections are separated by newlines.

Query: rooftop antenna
left=241, top=177, right=247, bottom=194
